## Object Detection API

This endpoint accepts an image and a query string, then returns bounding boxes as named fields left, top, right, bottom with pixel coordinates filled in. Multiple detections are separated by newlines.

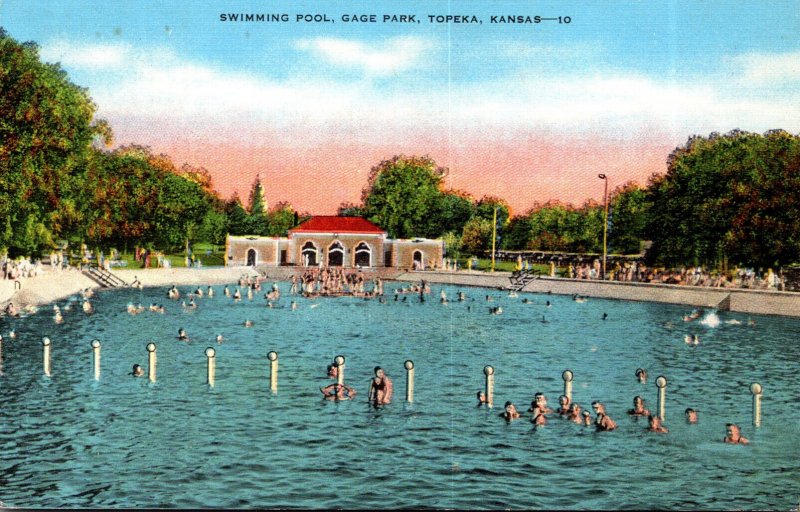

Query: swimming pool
left=1, top=282, right=798, bottom=509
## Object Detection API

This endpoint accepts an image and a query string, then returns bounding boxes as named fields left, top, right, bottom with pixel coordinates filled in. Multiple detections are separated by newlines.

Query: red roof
left=289, top=216, right=385, bottom=235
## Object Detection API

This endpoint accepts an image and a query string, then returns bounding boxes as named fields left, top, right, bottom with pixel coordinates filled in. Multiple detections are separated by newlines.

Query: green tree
left=266, top=201, right=296, bottom=237
left=0, top=29, right=110, bottom=254
left=361, top=155, right=446, bottom=238
left=461, top=217, right=493, bottom=255
left=225, top=194, right=248, bottom=235
left=608, top=181, right=650, bottom=254
left=246, top=175, right=269, bottom=235
left=428, top=189, right=475, bottom=238
left=337, top=201, right=365, bottom=217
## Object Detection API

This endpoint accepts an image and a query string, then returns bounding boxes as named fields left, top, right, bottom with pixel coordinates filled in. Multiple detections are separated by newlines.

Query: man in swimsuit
left=628, top=396, right=650, bottom=416
left=685, top=408, right=698, bottom=424
left=320, top=383, right=357, bottom=401
left=499, top=401, right=520, bottom=422
left=647, top=414, right=668, bottom=433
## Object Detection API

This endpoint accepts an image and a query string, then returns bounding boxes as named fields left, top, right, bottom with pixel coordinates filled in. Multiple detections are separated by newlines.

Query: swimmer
left=247, top=288, right=254, bottom=300
left=8, top=329, right=15, bottom=339
left=592, top=401, right=617, bottom=431
left=723, top=423, right=749, bottom=444
left=567, top=403, right=584, bottom=424
left=685, top=408, right=698, bottom=424
left=53, top=310, right=64, bottom=324
left=233, top=289, right=242, bottom=300
left=747, top=318, right=756, bottom=327
left=508, top=290, right=518, bottom=298
left=546, top=301, right=551, bottom=308
left=531, top=408, right=547, bottom=426
left=647, top=414, right=668, bottom=433
left=486, top=295, right=493, bottom=302
left=4, top=302, right=19, bottom=317
left=557, top=395, right=571, bottom=416
left=582, top=411, right=592, bottom=426
left=168, top=286, right=180, bottom=300
left=522, top=298, right=530, bottom=304
left=320, top=382, right=357, bottom=401
left=528, top=393, right=553, bottom=417
left=207, top=286, right=214, bottom=297
left=628, top=396, right=650, bottom=417
left=476, top=391, right=487, bottom=407
left=635, top=368, right=647, bottom=384
left=216, top=334, right=224, bottom=344
left=458, top=292, right=466, bottom=302
left=243, top=319, right=253, bottom=327
left=540, top=315, right=549, bottom=323
left=602, top=312, right=608, bottom=321
left=177, top=328, right=189, bottom=341
left=82, top=299, right=93, bottom=314
left=327, top=362, right=339, bottom=379
left=194, top=287, right=203, bottom=298
left=291, top=301, right=298, bottom=310
left=499, top=401, right=520, bottom=422
left=224, top=286, right=230, bottom=297
left=368, top=367, right=393, bottom=405
left=131, top=364, right=145, bottom=377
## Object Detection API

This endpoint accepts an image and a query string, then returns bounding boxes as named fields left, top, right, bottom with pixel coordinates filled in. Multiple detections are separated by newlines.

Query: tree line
left=3, top=29, right=800, bottom=269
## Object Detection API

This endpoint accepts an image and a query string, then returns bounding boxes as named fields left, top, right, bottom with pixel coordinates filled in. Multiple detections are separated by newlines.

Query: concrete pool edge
left=391, top=271, right=800, bottom=317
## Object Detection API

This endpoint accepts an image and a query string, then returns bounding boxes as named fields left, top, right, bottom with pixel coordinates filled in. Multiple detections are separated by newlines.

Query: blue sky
left=2, top=1, right=799, bottom=211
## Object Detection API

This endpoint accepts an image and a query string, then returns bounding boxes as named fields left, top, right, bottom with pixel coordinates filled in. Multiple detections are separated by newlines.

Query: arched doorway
left=413, top=250, right=423, bottom=270
left=354, top=242, right=371, bottom=267
left=246, top=248, right=257, bottom=266
left=328, top=241, right=344, bottom=266
left=301, top=241, right=317, bottom=267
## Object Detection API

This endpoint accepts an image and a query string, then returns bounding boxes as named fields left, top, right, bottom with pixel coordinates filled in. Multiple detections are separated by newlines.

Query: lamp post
left=490, top=206, right=498, bottom=273
left=598, top=174, right=609, bottom=280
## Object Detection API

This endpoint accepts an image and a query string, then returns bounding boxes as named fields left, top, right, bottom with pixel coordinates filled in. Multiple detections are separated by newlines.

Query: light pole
left=598, top=174, right=609, bottom=280
left=490, top=206, right=498, bottom=272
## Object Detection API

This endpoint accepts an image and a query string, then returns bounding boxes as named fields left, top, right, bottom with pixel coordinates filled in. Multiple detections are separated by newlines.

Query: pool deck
left=3, top=266, right=800, bottom=317
left=391, top=270, right=800, bottom=317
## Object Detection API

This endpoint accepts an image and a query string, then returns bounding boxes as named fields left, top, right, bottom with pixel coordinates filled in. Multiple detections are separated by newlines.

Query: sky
left=2, top=0, right=799, bottom=214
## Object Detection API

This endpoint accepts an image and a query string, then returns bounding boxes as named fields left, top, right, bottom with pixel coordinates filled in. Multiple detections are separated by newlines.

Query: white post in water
left=91, top=340, right=101, bottom=381
left=656, top=375, right=667, bottom=420
left=484, top=365, right=495, bottom=408
left=42, top=337, right=51, bottom=377
left=750, top=382, right=762, bottom=427
left=562, top=369, right=574, bottom=402
left=146, top=342, right=157, bottom=383
left=268, top=351, right=278, bottom=394
left=205, top=347, right=216, bottom=387
left=404, top=360, right=415, bottom=403
left=335, top=355, right=345, bottom=386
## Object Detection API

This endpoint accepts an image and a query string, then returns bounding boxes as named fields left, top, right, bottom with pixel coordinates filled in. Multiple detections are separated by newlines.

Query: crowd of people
left=291, top=267, right=383, bottom=297
left=486, top=375, right=748, bottom=443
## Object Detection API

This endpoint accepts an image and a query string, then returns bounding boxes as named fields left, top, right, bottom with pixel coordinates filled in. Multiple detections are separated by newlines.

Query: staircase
left=82, top=266, right=128, bottom=288
left=509, top=269, right=541, bottom=292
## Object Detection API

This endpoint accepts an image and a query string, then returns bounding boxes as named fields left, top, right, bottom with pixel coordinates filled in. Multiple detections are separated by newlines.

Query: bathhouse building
left=225, top=216, right=444, bottom=270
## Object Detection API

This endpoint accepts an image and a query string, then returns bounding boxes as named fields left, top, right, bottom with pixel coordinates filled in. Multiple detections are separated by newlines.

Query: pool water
left=0, top=282, right=798, bottom=509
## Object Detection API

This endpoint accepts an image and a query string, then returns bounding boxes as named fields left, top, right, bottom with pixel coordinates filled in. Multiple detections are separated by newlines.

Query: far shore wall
left=392, top=271, right=800, bottom=318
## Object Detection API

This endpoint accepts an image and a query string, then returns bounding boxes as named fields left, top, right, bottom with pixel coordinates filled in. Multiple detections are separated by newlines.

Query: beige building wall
left=390, top=240, right=444, bottom=270
left=227, top=237, right=280, bottom=266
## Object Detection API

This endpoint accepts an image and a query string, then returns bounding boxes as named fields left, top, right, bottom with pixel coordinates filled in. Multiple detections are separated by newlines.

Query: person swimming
left=628, top=396, right=650, bottom=417
left=647, top=414, right=668, bottom=433
left=320, top=382, right=357, bottom=401
left=499, top=401, right=520, bottom=422
left=177, top=328, right=189, bottom=341
left=685, top=408, right=698, bottom=424
left=723, top=423, right=749, bottom=444
left=592, top=401, right=617, bottom=431
left=635, top=368, right=647, bottom=384
left=131, top=364, right=145, bottom=377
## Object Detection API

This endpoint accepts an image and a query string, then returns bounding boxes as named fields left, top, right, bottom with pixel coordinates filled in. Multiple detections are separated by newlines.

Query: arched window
left=301, top=241, right=317, bottom=267
left=328, top=241, right=344, bottom=267
left=246, top=248, right=257, bottom=266
left=354, top=242, right=371, bottom=267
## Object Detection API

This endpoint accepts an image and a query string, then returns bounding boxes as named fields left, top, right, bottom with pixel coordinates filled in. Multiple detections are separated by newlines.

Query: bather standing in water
left=592, top=401, right=617, bottom=431
left=723, top=423, right=749, bottom=444
left=647, top=414, right=668, bottom=433
left=628, top=396, right=650, bottom=417
left=499, top=401, right=520, bottom=422
left=368, top=367, right=393, bottom=405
